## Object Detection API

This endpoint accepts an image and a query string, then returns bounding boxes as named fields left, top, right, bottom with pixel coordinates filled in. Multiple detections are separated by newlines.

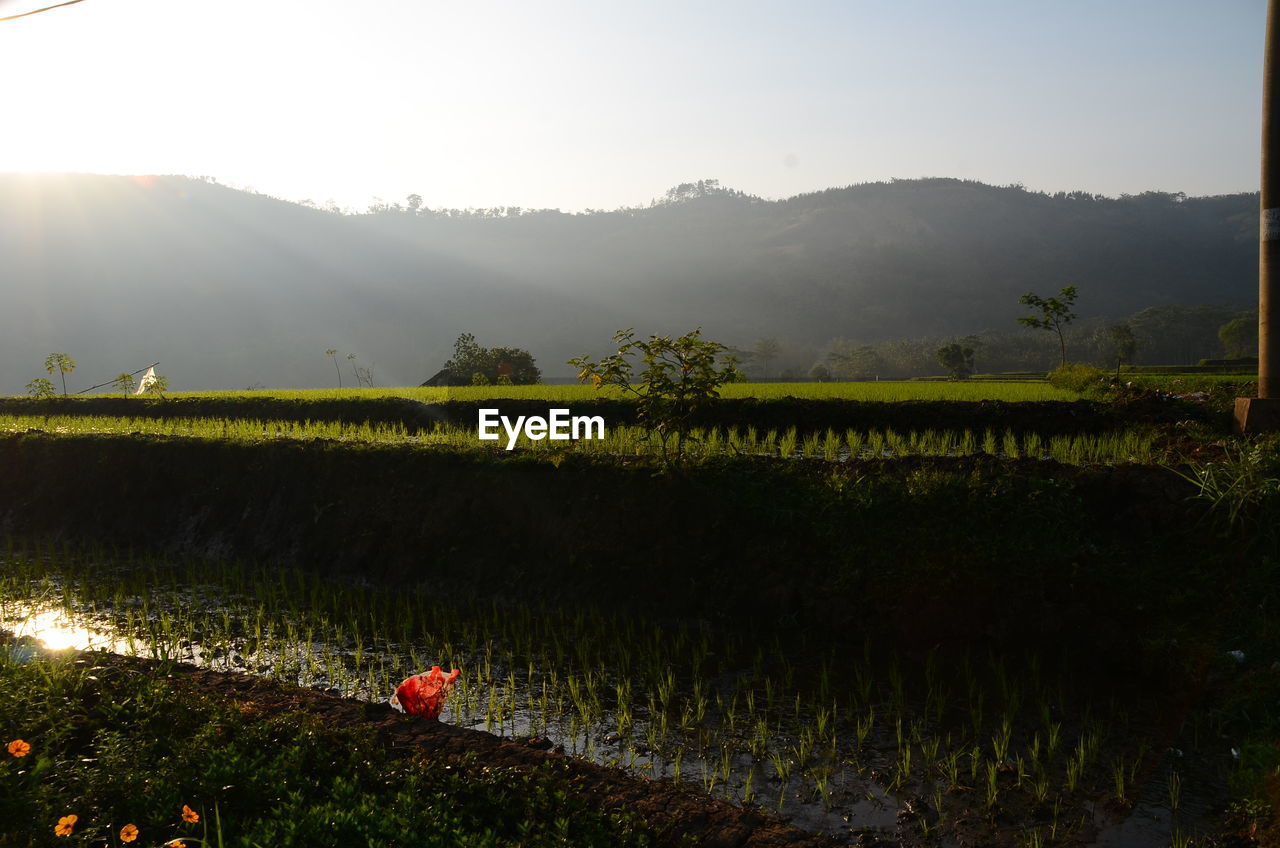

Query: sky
left=0, top=0, right=1267, bottom=211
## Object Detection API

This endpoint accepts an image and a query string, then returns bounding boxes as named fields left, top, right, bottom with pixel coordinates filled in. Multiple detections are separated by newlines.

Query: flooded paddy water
left=0, top=545, right=1237, bottom=847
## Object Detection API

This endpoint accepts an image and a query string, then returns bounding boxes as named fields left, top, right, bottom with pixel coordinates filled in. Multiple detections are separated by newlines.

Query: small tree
left=44, top=353, right=77, bottom=396
left=1108, top=323, right=1138, bottom=379
left=111, top=372, right=137, bottom=396
left=1218, top=316, right=1257, bottom=359
left=1017, top=286, right=1078, bottom=367
left=936, top=343, right=975, bottom=380
left=142, top=374, right=170, bottom=397
left=808, top=363, right=831, bottom=382
left=487, top=346, right=541, bottom=385
left=446, top=333, right=488, bottom=380
left=25, top=378, right=56, bottom=399
left=753, top=337, right=781, bottom=379
left=569, top=328, right=740, bottom=462
left=826, top=341, right=884, bottom=381
left=441, top=333, right=541, bottom=385
left=325, top=349, right=342, bottom=388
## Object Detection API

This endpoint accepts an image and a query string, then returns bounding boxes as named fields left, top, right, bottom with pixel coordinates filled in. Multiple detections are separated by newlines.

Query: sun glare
left=14, top=609, right=101, bottom=651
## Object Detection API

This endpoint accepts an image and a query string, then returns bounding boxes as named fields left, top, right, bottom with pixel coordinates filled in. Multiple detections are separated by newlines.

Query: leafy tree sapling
left=142, top=374, right=170, bottom=397
left=1017, top=286, right=1078, bottom=367
left=111, top=372, right=137, bottom=396
left=569, top=328, right=741, bottom=462
left=44, top=353, right=77, bottom=396
left=25, top=378, right=56, bottom=399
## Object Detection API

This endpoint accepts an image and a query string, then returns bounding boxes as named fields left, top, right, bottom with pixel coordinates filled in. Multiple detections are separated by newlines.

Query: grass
left=144, top=380, right=1084, bottom=403
left=0, top=636, right=666, bottom=848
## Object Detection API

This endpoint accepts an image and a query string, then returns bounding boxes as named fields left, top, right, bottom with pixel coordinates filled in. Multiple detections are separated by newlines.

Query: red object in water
left=392, top=666, right=460, bottom=719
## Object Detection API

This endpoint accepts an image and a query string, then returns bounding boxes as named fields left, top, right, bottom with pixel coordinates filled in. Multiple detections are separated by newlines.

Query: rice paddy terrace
left=0, top=380, right=1275, bottom=846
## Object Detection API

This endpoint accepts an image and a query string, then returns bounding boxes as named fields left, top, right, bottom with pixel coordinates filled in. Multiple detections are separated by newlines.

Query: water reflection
left=9, top=607, right=120, bottom=652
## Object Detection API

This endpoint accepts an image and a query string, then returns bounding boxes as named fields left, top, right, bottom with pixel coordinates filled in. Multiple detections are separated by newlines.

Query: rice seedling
left=985, top=761, right=1000, bottom=811
left=742, top=767, right=756, bottom=805
left=770, top=748, right=792, bottom=782
left=892, top=744, right=913, bottom=791
left=855, top=706, right=875, bottom=751
left=1110, top=756, right=1128, bottom=802
left=1047, top=722, right=1062, bottom=761
left=942, top=749, right=962, bottom=790
left=992, top=717, right=1012, bottom=765
left=1033, top=773, right=1051, bottom=805
left=778, top=427, right=798, bottom=459
left=822, top=429, right=841, bottom=462
left=1065, top=743, right=1086, bottom=794
left=1002, top=429, right=1020, bottom=459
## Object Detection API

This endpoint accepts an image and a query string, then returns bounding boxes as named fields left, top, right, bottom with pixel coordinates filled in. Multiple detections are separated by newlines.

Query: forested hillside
left=0, top=173, right=1257, bottom=391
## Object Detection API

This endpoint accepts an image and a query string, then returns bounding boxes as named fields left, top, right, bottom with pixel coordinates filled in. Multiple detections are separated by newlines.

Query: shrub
left=569, top=327, right=740, bottom=462
left=1047, top=363, right=1107, bottom=393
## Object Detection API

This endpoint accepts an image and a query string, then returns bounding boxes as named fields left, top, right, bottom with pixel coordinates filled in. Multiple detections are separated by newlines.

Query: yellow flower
left=54, top=814, right=77, bottom=836
left=7, top=739, right=30, bottom=757
left=120, top=823, right=139, bottom=843
left=181, top=804, right=199, bottom=824
left=165, top=841, right=187, bottom=848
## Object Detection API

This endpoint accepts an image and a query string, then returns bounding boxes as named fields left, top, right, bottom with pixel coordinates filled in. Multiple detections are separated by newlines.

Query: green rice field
left=154, top=380, right=1083, bottom=404
left=0, top=414, right=1162, bottom=465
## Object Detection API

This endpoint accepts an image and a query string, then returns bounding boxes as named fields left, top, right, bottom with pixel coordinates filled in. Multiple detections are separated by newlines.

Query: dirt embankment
left=162, top=661, right=835, bottom=848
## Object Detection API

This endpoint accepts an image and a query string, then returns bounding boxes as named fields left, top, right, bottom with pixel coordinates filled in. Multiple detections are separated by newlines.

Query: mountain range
left=0, top=173, right=1257, bottom=393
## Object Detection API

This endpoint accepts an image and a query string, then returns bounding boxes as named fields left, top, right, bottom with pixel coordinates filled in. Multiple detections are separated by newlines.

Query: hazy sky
left=0, top=0, right=1266, bottom=211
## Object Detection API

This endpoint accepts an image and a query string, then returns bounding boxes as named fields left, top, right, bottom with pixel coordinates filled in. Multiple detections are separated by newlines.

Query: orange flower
left=7, top=739, right=30, bottom=757
left=54, top=814, right=77, bottom=836
left=181, top=804, right=199, bottom=824
left=120, top=823, right=139, bottom=843
left=165, top=842, right=187, bottom=848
